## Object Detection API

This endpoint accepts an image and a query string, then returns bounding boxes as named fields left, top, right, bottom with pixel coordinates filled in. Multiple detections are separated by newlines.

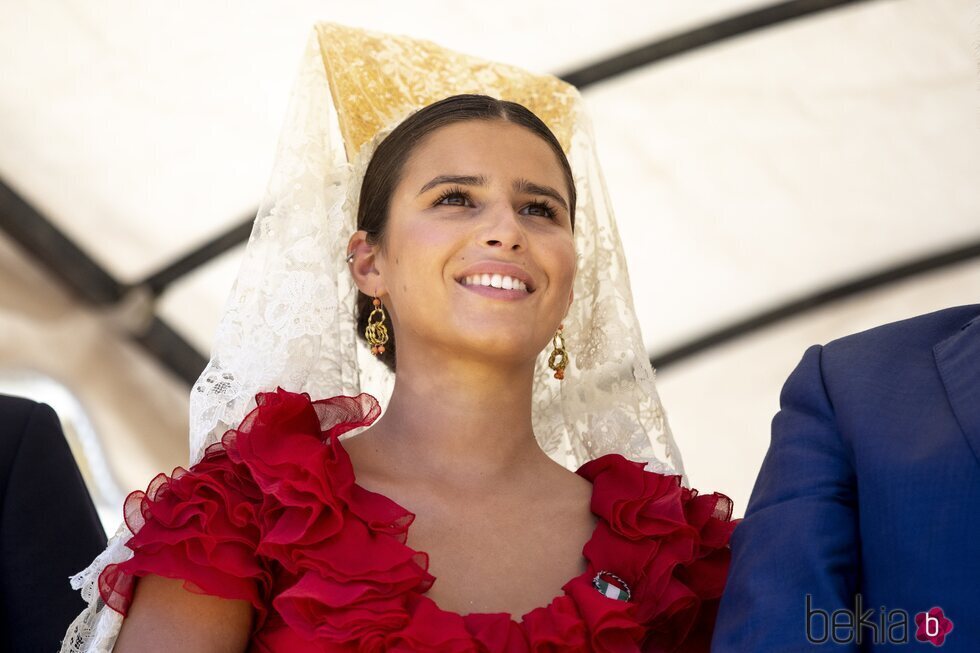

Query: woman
left=64, top=24, right=735, bottom=652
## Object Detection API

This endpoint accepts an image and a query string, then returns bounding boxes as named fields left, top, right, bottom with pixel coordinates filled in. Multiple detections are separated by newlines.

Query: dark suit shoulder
left=824, top=304, right=978, bottom=356
left=821, top=305, right=979, bottom=379
left=815, top=305, right=979, bottom=457
left=0, top=395, right=61, bottom=484
left=0, top=394, right=108, bottom=650
left=0, top=393, right=52, bottom=434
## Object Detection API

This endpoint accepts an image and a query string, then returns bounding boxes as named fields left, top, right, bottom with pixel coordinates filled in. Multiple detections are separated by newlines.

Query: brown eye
left=523, top=201, right=557, bottom=220
left=434, top=187, right=472, bottom=207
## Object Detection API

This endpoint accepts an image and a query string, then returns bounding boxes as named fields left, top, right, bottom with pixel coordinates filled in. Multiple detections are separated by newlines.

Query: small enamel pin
left=592, top=570, right=631, bottom=602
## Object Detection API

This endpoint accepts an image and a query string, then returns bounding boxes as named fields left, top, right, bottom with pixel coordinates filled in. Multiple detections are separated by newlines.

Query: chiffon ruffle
left=100, top=388, right=736, bottom=652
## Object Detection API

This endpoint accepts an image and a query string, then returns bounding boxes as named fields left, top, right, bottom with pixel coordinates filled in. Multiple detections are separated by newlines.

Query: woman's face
left=354, top=119, right=576, bottom=369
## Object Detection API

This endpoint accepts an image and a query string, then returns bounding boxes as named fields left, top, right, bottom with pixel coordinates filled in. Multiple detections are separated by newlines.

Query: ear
left=565, top=287, right=575, bottom=316
left=347, top=230, right=388, bottom=298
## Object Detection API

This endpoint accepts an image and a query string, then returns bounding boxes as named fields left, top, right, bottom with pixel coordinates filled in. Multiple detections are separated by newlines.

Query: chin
left=452, top=327, right=545, bottom=366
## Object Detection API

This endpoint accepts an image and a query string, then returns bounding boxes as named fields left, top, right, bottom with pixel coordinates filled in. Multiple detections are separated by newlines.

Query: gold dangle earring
left=548, top=323, right=569, bottom=380
left=365, top=296, right=389, bottom=356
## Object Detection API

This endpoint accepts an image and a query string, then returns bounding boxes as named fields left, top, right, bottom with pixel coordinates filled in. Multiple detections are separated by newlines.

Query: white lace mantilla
left=61, top=25, right=683, bottom=652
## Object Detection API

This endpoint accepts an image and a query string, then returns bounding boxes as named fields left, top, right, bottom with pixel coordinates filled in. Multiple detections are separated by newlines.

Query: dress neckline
left=334, top=432, right=603, bottom=622
left=101, top=389, right=734, bottom=651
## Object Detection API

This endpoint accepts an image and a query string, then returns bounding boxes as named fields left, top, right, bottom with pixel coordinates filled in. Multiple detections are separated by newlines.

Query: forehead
left=400, top=120, right=567, bottom=189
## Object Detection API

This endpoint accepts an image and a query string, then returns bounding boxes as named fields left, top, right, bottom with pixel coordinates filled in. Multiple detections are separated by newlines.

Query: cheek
left=388, top=207, right=466, bottom=257
left=549, top=239, right=578, bottom=290
left=383, top=220, right=461, bottom=300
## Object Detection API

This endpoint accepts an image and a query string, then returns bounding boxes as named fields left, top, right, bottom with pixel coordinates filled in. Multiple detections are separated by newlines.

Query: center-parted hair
left=355, top=94, right=577, bottom=372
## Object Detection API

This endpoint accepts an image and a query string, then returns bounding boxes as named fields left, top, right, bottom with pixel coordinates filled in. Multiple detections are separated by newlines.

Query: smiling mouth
left=457, top=273, right=533, bottom=293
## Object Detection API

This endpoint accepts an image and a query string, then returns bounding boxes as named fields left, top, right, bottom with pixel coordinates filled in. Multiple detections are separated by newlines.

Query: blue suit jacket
left=712, top=305, right=980, bottom=652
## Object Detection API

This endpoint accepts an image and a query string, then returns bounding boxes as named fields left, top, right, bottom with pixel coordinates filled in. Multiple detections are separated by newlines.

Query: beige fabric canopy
left=1, top=0, right=977, bottom=528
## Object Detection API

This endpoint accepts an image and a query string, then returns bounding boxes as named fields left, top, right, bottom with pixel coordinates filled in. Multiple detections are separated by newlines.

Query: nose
left=481, top=203, right=527, bottom=251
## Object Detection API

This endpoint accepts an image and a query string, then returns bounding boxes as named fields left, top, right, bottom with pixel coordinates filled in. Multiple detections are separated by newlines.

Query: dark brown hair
left=355, top=94, right=576, bottom=372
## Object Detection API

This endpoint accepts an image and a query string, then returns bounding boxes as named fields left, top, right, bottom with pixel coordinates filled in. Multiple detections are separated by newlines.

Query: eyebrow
left=418, top=175, right=488, bottom=195
left=418, top=174, right=569, bottom=212
left=513, top=178, right=568, bottom=212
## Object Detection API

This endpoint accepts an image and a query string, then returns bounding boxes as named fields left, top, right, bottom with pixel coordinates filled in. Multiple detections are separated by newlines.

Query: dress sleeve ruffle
left=576, top=455, right=739, bottom=652
left=96, top=387, right=386, bottom=636
left=98, top=444, right=269, bottom=618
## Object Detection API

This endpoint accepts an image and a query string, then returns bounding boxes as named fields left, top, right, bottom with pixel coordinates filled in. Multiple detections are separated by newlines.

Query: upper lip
left=455, top=261, right=536, bottom=292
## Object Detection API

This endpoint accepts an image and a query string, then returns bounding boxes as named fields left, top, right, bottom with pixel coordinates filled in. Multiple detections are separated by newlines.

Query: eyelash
left=433, top=186, right=558, bottom=220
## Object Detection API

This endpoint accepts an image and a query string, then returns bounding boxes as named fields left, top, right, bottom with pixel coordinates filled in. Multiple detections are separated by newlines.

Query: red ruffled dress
left=99, top=388, right=737, bottom=652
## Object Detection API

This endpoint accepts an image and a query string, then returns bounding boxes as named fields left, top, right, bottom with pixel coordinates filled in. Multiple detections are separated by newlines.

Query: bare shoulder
left=509, top=457, right=596, bottom=538
left=113, top=574, right=252, bottom=653
left=535, top=456, right=594, bottom=503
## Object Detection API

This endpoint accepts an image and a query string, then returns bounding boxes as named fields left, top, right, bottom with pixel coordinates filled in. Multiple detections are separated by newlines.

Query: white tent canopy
left=1, top=0, right=977, bottom=529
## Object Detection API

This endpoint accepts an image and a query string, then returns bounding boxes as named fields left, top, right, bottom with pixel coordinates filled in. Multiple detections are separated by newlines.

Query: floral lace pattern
left=314, top=22, right=579, bottom=157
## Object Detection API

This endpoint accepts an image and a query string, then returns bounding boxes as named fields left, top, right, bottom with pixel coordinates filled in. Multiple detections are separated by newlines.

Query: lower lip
left=457, top=281, right=532, bottom=301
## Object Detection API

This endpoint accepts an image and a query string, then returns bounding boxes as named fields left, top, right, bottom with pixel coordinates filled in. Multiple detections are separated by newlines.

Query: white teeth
left=460, top=274, right=530, bottom=292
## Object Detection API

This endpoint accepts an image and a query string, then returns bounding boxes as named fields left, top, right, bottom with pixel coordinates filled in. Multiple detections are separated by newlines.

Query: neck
left=365, top=343, right=553, bottom=489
